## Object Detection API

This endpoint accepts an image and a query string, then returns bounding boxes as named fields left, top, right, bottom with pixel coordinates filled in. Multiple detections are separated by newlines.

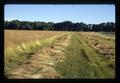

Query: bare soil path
left=7, top=33, right=71, bottom=79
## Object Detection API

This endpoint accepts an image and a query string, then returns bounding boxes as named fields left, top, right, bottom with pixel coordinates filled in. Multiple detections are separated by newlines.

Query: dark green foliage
left=4, top=20, right=115, bottom=32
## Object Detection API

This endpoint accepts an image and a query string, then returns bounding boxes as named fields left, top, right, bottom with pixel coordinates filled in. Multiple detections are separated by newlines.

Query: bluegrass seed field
left=4, top=30, right=115, bottom=79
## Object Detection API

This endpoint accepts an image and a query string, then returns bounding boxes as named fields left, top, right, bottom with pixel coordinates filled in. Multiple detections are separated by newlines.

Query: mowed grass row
left=55, top=32, right=115, bottom=79
left=78, top=32, right=115, bottom=78
left=79, top=32, right=115, bottom=61
left=4, top=30, right=68, bottom=76
left=83, top=32, right=115, bottom=47
left=100, top=32, right=115, bottom=38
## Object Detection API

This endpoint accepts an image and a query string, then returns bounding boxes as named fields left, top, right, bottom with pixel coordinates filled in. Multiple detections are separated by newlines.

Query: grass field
left=5, top=30, right=65, bottom=48
left=4, top=30, right=115, bottom=79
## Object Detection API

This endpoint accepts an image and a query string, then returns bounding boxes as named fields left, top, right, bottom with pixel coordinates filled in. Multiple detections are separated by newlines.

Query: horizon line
left=4, top=19, right=115, bottom=24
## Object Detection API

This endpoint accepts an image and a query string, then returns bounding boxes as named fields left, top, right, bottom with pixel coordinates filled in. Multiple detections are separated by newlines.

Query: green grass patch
left=55, top=32, right=115, bottom=79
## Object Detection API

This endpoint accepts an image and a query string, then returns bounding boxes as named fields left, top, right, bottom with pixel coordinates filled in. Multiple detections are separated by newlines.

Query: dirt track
left=7, top=33, right=71, bottom=79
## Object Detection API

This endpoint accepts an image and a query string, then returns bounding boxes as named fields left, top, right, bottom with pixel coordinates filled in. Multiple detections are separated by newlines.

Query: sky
left=4, top=4, right=115, bottom=24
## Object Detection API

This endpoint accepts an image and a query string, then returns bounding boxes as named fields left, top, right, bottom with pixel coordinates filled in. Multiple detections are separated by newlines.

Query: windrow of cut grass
left=84, top=32, right=115, bottom=43
left=79, top=32, right=115, bottom=62
left=5, top=32, right=67, bottom=76
left=99, top=32, right=115, bottom=38
left=55, top=32, right=115, bottom=79
left=78, top=32, right=115, bottom=78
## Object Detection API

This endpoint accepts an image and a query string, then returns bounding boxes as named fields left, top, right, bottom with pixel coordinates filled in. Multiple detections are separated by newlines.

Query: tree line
left=4, top=20, right=115, bottom=32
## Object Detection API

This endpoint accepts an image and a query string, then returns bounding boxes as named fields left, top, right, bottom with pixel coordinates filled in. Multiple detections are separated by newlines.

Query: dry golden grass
left=4, top=30, right=64, bottom=48
left=5, top=32, right=68, bottom=79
